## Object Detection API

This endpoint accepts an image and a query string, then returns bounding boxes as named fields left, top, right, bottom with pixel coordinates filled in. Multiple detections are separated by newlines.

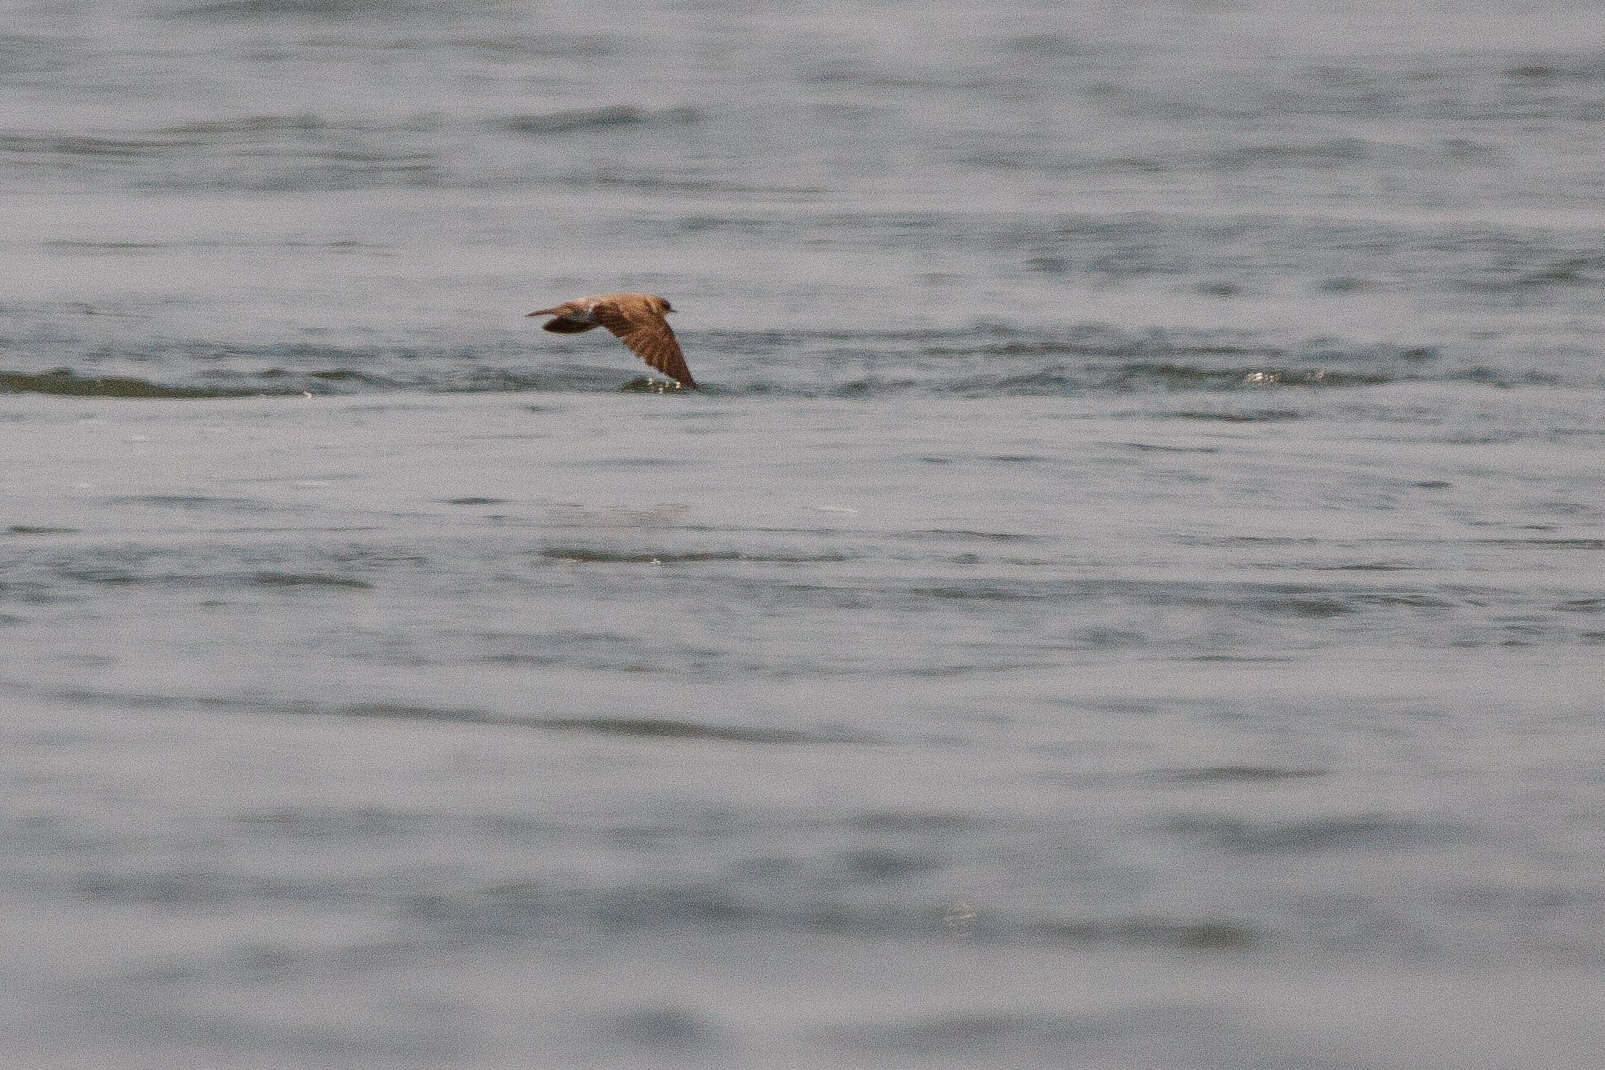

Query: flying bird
left=527, top=292, right=696, bottom=389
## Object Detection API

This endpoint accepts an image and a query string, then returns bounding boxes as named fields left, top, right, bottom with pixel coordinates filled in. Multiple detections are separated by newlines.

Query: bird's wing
left=529, top=299, right=589, bottom=319
left=592, top=300, right=697, bottom=387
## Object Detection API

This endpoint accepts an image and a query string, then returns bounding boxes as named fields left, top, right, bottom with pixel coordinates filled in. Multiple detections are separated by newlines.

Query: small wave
left=908, top=582, right=1044, bottom=603
left=536, top=717, right=811, bottom=745
left=498, top=105, right=701, bottom=136
left=1513, top=256, right=1604, bottom=289
left=1118, top=441, right=1222, bottom=453
left=1211, top=136, right=1376, bottom=170
left=105, top=494, right=271, bottom=512
left=38, top=686, right=852, bottom=746
left=250, top=571, right=374, bottom=590
left=605, top=1006, right=722, bottom=1052
left=539, top=546, right=847, bottom=565
left=1165, top=812, right=1468, bottom=854
left=9, top=323, right=1544, bottom=400
left=0, top=368, right=267, bottom=399
left=850, top=809, right=981, bottom=833
left=164, top=0, right=427, bottom=21
left=451, top=33, right=616, bottom=59
left=7, top=525, right=79, bottom=536
left=839, top=972, right=1244, bottom=1060
left=1162, top=407, right=1305, bottom=422
left=42, top=239, right=166, bottom=254
left=1458, top=249, right=1605, bottom=295
left=1111, top=361, right=1393, bottom=390
left=1024, top=916, right=1261, bottom=951
left=946, top=367, right=1081, bottom=396
left=1153, top=765, right=1328, bottom=784
left=0, top=132, right=186, bottom=160
left=898, top=529, right=1034, bottom=544
left=1505, top=58, right=1605, bottom=84
left=1471, top=536, right=1603, bottom=551
left=539, top=547, right=744, bottom=565
left=154, top=113, right=330, bottom=138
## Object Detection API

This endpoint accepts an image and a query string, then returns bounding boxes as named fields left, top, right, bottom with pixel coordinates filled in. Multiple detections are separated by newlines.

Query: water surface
left=3, top=2, right=1603, bottom=1067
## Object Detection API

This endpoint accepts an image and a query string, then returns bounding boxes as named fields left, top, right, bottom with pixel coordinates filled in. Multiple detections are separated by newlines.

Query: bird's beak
left=525, top=311, right=540, bottom=317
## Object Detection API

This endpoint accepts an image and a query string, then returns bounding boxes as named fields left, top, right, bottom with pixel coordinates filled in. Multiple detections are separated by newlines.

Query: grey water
left=3, top=1, right=1604, bottom=1066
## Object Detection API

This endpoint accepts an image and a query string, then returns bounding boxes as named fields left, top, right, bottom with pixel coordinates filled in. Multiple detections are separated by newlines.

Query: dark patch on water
left=442, top=497, right=506, bottom=506
left=1165, top=408, right=1304, bottom=422
left=1119, top=441, right=1222, bottom=453
left=7, top=524, right=79, bottom=536
left=0, top=133, right=185, bottom=160
left=452, top=32, right=616, bottom=59
left=1029, top=916, right=1261, bottom=951
left=1312, top=561, right=1420, bottom=572
left=0, top=368, right=262, bottom=399
left=850, top=809, right=978, bottom=833
left=107, top=494, right=270, bottom=512
left=1213, top=136, right=1376, bottom=171
left=606, top=1006, right=723, bottom=1053
left=36, top=690, right=832, bottom=747
left=234, top=805, right=422, bottom=839
left=537, top=717, right=811, bottom=745
left=1514, top=256, right=1604, bottom=289
left=6, top=324, right=1530, bottom=399
left=251, top=571, right=373, bottom=590
left=1154, top=765, right=1328, bottom=784
left=829, top=376, right=921, bottom=398
left=834, top=1011, right=1065, bottom=1057
left=1503, top=57, right=1605, bottom=84
left=164, top=0, right=429, bottom=21
left=43, top=239, right=167, bottom=254
left=153, top=113, right=330, bottom=138
left=73, top=869, right=259, bottom=907
left=1165, top=812, right=1467, bottom=854
left=901, top=528, right=1033, bottom=543
left=1274, top=589, right=1452, bottom=616
left=539, top=545, right=846, bottom=565
left=1316, top=275, right=1372, bottom=293
left=336, top=702, right=495, bottom=724
left=909, top=582, right=1040, bottom=603
left=829, top=1000, right=1248, bottom=1061
left=833, top=847, right=947, bottom=882
left=539, top=546, right=744, bottom=565
left=1473, top=537, right=1603, bottom=551
left=499, top=104, right=701, bottom=136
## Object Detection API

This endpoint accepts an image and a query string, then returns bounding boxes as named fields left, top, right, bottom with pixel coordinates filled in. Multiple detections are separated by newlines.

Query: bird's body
left=528, top=292, right=696, bottom=388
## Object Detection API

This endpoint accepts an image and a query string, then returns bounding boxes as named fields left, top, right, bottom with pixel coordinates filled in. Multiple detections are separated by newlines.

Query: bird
left=527, top=292, right=696, bottom=389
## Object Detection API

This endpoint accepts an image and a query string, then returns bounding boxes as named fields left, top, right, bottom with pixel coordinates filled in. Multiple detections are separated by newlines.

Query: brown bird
left=527, top=292, right=696, bottom=389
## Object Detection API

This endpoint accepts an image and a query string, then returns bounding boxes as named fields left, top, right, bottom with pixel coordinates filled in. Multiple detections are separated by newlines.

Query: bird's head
left=654, top=296, right=674, bottom=315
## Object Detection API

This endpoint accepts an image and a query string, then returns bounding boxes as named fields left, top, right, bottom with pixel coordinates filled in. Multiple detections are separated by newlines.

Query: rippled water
left=4, top=2, right=1604, bottom=1067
